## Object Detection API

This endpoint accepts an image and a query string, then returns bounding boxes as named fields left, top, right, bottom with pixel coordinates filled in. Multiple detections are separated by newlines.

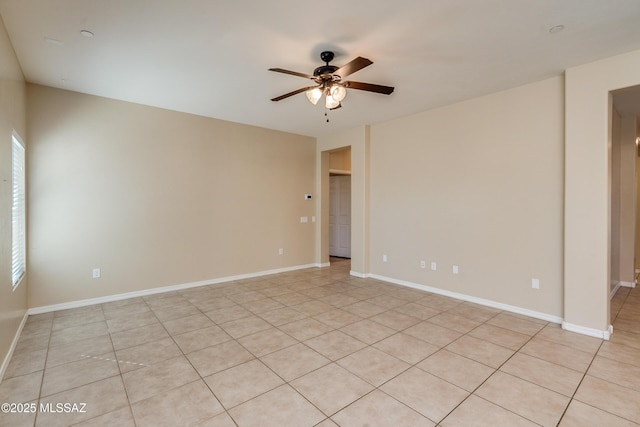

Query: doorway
left=328, top=147, right=352, bottom=260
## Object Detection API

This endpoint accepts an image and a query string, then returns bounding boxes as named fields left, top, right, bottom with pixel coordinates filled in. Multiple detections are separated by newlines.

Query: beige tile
left=291, top=300, right=335, bottom=316
left=187, top=340, right=255, bottom=377
left=204, top=305, right=252, bottom=324
left=500, top=352, right=583, bottom=396
left=110, top=323, right=169, bottom=351
left=172, top=325, right=232, bottom=354
left=381, top=367, right=468, bottom=422
left=73, top=407, right=136, bottom=427
left=369, top=310, right=421, bottom=331
left=45, top=335, right=114, bottom=368
left=3, top=348, right=47, bottom=378
left=51, top=311, right=106, bottom=331
left=314, top=419, right=339, bottom=427
left=49, top=321, right=109, bottom=347
left=278, top=317, right=333, bottom=341
left=237, top=327, right=297, bottom=357
left=339, top=319, right=396, bottom=345
left=476, top=371, right=570, bottom=426
left=204, top=359, right=283, bottom=409
left=106, top=311, right=159, bottom=334
left=447, top=302, right=501, bottom=323
left=0, top=400, right=37, bottom=427
left=162, top=313, right=214, bottom=335
left=35, top=376, right=129, bottom=427
left=0, top=370, right=42, bottom=403
left=373, top=332, right=439, bottom=364
left=102, top=300, right=150, bottom=319
left=319, top=293, right=360, bottom=308
left=417, top=349, right=495, bottom=392
left=195, top=411, right=238, bottom=427
left=416, top=294, right=462, bottom=311
left=228, top=384, right=325, bottom=427
left=609, top=329, right=640, bottom=350
left=365, top=295, right=407, bottom=309
left=614, top=318, right=640, bottom=334
left=559, top=399, right=638, bottom=427
left=115, top=337, right=182, bottom=372
left=520, top=337, right=595, bottom=372
left=337, top=346, right=409, bottom=387
left=393, top=302, right=441, bottom=320
left=219, top=316, right=272, bottom=339
left=241, top=298, right=285, bottom=314
left=332, top=389, right=435, bottom=427
left=427, top=312, right=481, bottom=334
left=14, top=331, right=50, bottom=353
left=487, top=313, right=547, bottom=336
left=122, top=355, right=200, bottom=403
left=258, top=307, right=307, bottom=326
left=41, top=352, right=120, bottom=397
left=404, top=321, right=462, bottom=347
left=227, top=290, right=265, bottom=304
left=574, top=375, right=640, bottom=424
left=260, top=343, right=330, bottom=381
left=151, top=302, right=201, bottom=322
left=313, top=309, right=362, bottom=329
left=536, top=324, right=602, bottom=354
left=468, top=323, right=531, bottom=350
left=445, top=335, right=514, bottom=368
left=304, top=330, right=367, bottom=361
left=441, top=395, right=538, bottom=427
left=19, top=318, right=52, bottom=339
left=270, top=292, right=313, bottom=306
left=290, top=363, right=374, bottom=416
left=341, top=301, right=387, bottom=318
left=598, top=341, right=640, bottom=368
left=587, top=355, right=640, bottom=392
left=131, top=380, right=224, bottom=427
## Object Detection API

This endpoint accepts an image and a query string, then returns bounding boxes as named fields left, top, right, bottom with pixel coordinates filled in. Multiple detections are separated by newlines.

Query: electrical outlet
left=532, top=278, right=540, bottom=289
left=300, top=216, right=308, bottom=223
left=452, top=265, right=459, bottom=274
left=382, top=254, right=388, bottom=262
left=420, top=260, right=426, bottom=269
left=92, top=268, right=101, bottom=279
left=278, top=248, right=284, bottom=255
left=430, top=262, right=437, bottom=271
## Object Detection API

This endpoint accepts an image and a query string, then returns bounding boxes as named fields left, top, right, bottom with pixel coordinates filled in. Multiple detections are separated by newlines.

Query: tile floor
left=1, top=259, right=639, bottom=426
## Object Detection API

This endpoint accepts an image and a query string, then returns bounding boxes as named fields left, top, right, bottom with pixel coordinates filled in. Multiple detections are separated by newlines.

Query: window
left=12, top=132, right=26, bottom=289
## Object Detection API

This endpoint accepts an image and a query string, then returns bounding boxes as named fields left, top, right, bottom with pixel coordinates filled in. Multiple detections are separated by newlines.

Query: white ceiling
left=2, top=0, right=640, bottom=137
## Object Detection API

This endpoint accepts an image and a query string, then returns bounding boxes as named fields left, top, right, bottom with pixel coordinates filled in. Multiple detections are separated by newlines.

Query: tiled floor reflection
left=1, top=259, right=639, bottom=426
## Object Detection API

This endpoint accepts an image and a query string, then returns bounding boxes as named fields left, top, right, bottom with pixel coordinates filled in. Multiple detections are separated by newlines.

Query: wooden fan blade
left=271, top=85, right=319, bottom=102
left=344, top=81, right=394, bottom=95
left=268, top=68, right=315, bottom=80
left=335, top=57, right=373, bottom=78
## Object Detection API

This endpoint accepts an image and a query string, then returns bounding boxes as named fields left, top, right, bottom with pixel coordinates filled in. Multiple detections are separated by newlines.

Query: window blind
left=12, top=133, right=26, bottom=289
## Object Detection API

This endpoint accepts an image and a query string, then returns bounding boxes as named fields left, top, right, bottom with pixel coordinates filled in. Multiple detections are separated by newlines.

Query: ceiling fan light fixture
left=330, top=84, right=347, bottom=102
left=305, top=87, right=322, bottom=105
left=325, top=93, right=340, bottom=109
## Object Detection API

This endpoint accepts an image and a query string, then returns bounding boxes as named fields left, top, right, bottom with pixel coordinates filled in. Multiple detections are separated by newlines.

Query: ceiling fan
left=269, top=51, right=394, bottom=110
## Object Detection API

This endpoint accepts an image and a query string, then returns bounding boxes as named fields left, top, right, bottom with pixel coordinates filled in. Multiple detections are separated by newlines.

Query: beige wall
left=0, top=15, right=27, bottom=377
left=369, top=76, right=565, bottom=317
left=565, top=49, right=640, bottom=335
left=611, top=109, right=621, bottom=286
left=26, top=85, right=316, bottom=308
left=329, top=148, right=351, bottom=172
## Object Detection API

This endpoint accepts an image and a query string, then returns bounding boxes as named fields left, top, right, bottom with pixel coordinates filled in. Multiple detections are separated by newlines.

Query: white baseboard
left=368, top=273, right=563, bottom=325
left=562, top=322, right=612, bottom=340
left=0, top=311, right=29, bottom=383
left=29, top=263, right=318, bottom=315
left=317, top=262, right=331, bottom=268
left=619, top=280, right=637, bottom=288
left=350, top=271, right=369, bottom=278
left=610, top=281, right=621, bottom=299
